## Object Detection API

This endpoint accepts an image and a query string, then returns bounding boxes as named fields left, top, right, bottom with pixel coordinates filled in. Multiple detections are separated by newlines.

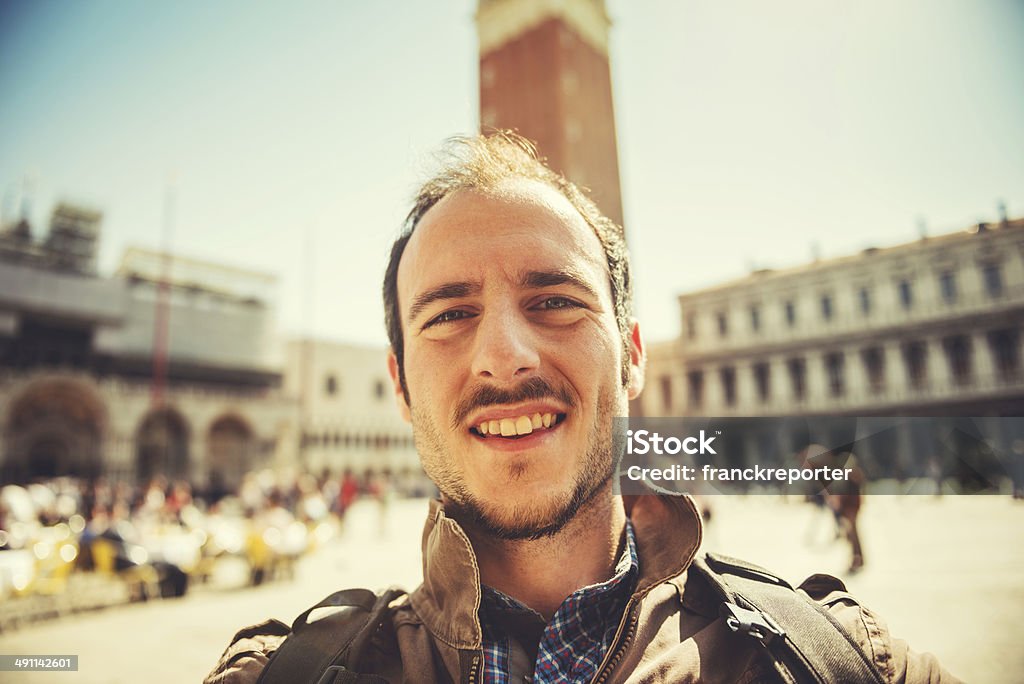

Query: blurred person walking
left=829, top=452, right=866, bottom=573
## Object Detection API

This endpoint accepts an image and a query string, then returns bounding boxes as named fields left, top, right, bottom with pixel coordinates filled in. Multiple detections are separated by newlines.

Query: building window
left=686, top=312, right=697, bottom=339
left=787, top=358, right=806, bottom=400
left=862, top=347, right=885, bottom=394
left=902, top=341, right=928, bottom=390
left=898, top=279, right=913, bottom=310
left=659, top=376, right=673, bottom=411
left=944, top=335, right=972, bottom=385
left=324, top=374, right=338, bottom=396
left=717, top=311, right=728, bottom=337
left=983, top=263, right=1003, bottom=297
left=784, top=301, right=796, bottom=327
left=859, top=287, right=872, bottom=315
left=750, top=306, right=761, bottom=332
left=939, top=271, right=957, bottom=304
left=374, top=380, right=387, bottom=400
left=821, top=295, right=833, bottom=321
left=687, top=370, right=704, bottom=407
left=753, top=362, right=770, bottom=403
left=720, top=367, right=736, bottom=406
left=988, top=329, right=1020, bottom=379
left=825, top=352, right=845, bottom=397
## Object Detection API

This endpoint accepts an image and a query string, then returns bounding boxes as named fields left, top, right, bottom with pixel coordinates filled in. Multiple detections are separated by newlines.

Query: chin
left=449, top=477, right=600, bottom=542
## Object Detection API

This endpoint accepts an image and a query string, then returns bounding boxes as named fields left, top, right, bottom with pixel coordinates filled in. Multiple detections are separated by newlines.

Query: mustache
left=452, top=377, right=576, bottom=429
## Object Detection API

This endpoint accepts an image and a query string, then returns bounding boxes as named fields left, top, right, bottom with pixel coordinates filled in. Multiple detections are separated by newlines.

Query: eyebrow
left=520, top=269, right=601, bottom=301
left=408, top=281, right=481, bottom=324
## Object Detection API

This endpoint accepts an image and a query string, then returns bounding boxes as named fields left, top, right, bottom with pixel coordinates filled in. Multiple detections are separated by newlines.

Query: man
left=206, top=133, right=956, bottom=683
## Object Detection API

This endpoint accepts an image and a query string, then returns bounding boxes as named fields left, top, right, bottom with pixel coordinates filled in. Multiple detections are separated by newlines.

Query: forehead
left=397, top=179, right=610, bottom=311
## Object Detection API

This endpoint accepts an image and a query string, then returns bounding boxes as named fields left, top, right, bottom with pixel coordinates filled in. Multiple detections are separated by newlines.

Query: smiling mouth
left=470, top=413, right=567, bottom=439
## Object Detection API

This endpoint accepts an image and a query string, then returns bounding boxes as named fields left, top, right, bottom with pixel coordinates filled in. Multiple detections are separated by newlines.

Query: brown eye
left=536, top=297, right=582, bottom=310
left=425, top=309, right=473, bottom=328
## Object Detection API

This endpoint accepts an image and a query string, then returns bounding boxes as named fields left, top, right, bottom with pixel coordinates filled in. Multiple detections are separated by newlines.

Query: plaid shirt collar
left=478, top=521, right=639, bottom=683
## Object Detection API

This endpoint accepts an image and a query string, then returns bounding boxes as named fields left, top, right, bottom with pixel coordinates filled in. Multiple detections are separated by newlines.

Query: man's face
left=388, top=179, right=643, bottom=539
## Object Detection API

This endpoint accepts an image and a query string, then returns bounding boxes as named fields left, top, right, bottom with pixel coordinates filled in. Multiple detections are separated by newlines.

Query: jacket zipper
left=591, top=602, right=639, bottom=684
left=465, top=652, right=481, bottom=684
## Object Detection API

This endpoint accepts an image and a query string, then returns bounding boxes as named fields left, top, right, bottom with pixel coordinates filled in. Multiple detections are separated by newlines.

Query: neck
left=455, top=485, right=627, bottom=619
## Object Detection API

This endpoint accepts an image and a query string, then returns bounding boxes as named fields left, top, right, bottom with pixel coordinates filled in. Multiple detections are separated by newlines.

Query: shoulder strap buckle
left=720, top=602, right=786, bottom=645
left=317, top=665, right=347, bottom=684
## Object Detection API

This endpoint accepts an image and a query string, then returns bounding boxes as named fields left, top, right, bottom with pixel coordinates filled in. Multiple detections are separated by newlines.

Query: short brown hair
left=383, top=132, right=632, bottom=400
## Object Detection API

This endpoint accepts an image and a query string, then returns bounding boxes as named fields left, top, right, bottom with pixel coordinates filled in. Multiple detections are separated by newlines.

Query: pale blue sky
left=2, top=0, right=1022, bottom=346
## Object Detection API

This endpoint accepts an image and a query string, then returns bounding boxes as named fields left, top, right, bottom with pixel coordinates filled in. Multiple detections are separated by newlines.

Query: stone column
left=706, top=368, right=721, bottom=414
left=189, top=435, right=205, bottom=485
left=925, top=337, right=952, bottom=398
left=972, top=331, right=996, bottom=387
left=736, top=361, right=755, bottom=414
left=882, top=341, right=904, bottom=401
left=807, top=353, right=828, bottom=405
left=765, top=358, right=784, bottom=413
left=848, top=347, right=870, bottom=407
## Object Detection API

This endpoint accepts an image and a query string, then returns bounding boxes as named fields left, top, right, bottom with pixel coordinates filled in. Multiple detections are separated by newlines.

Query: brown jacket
left=205, top=495, right=958, bottom=683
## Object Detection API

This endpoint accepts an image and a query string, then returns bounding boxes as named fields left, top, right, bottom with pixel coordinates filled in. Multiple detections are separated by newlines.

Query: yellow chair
left=90, top=537, right=161, bottom=601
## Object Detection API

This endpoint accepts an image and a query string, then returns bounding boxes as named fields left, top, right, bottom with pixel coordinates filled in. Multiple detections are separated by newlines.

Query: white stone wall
left=284, top=340, right=418, bottom=474
left=644, top=220, right=1024, bottom=416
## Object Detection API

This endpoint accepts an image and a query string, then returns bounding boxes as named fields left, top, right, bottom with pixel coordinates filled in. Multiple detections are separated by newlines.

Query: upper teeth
left=478, top=413, right=556, bottom=437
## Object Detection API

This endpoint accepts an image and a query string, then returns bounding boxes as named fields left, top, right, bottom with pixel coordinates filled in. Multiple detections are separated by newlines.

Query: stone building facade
left=640, top=217, right=1024, bottom=479
left=0, top=206, right=296, bottom=491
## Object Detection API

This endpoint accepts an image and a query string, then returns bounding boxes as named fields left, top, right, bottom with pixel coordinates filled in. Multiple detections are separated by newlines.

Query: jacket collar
left=408, top=493, right=703, bottom=650
left=624, top=492, right=704, bottom=595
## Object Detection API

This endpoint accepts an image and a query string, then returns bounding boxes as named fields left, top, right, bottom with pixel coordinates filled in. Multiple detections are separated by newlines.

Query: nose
left=470, top=304, right=540, bottom=384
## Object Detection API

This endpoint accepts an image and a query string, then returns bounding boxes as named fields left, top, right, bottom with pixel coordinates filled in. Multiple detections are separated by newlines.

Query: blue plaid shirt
left=478, top=522, right=639, bottom=683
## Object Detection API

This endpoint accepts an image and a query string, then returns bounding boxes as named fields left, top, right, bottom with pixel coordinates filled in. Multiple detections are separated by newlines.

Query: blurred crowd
left=0, top=467, right=434, bottom=628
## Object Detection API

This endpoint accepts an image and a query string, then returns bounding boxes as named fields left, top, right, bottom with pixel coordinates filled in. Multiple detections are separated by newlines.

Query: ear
left=386, top=349, right=412, bottom=423
left=626, top=319, right=646, bottom=400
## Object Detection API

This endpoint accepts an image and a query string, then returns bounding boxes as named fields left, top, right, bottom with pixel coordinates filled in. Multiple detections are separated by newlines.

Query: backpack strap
left=256, top=587, right=407, bottom=684
left=692, top=552, right=885, bottom=684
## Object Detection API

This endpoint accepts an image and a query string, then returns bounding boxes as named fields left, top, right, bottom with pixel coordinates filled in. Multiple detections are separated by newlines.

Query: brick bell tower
left=476, top=0, right=625, bottom=228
